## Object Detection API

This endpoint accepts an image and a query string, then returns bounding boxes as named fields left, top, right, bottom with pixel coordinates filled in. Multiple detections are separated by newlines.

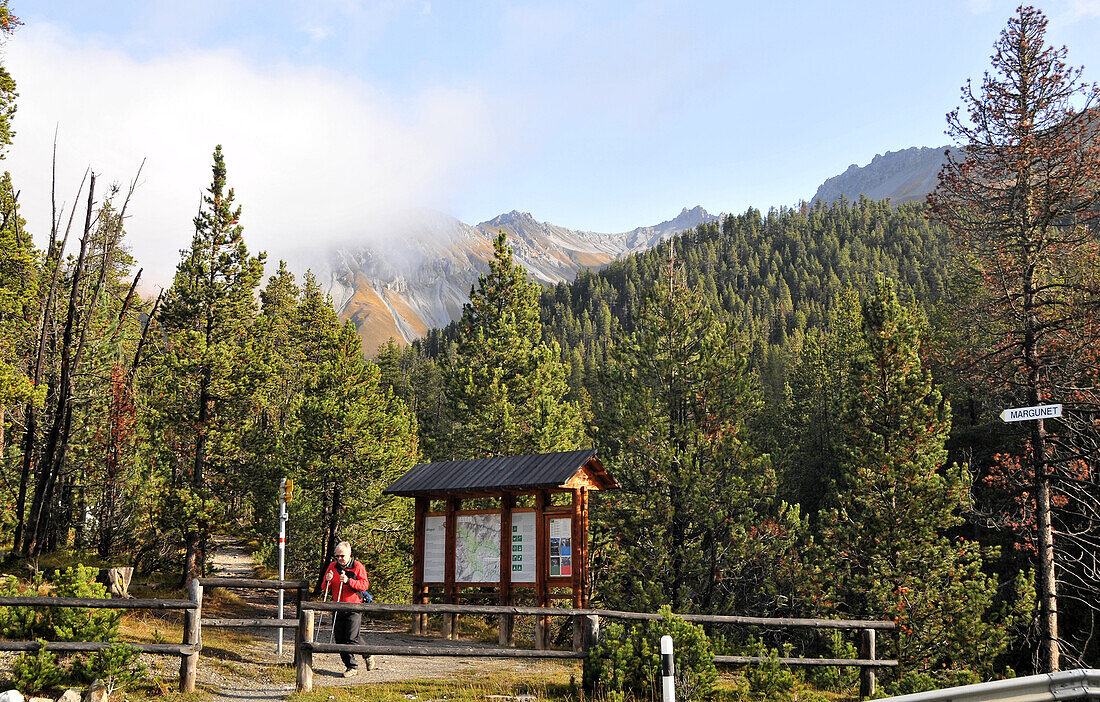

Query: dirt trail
left=196, top=536, right=570, bottom=700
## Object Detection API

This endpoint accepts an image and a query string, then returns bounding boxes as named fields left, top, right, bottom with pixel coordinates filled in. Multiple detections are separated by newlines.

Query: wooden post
left=179, top=578, right=202, bottom=693
left=412, top=497, right=427, bottom=635
left=499, top=494, right=515, bottom=646
left=580, top=487, right=590, bottom=607
left=859, top=628, right=876, bottom=699
left=296, top=608, right=314, bottom=692
left=571, top=489, right=583, bottom=651
left=444, top=498, right=459, bottom=640
left=582, top=615, right=601, bottom=652
left=535, top=491, right=550, bottom=650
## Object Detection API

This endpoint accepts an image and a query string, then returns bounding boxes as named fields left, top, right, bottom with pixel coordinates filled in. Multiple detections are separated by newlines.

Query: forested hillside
left=535, top=198, right=953, bottom=400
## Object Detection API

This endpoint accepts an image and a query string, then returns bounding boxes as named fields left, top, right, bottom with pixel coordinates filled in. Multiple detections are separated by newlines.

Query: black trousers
left=334, top=611, right=366, bottom=669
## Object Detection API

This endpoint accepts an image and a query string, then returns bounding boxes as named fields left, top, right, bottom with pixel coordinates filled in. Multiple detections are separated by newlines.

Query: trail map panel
left=456, top=513, right=501, bottom=582
left=511, top=511, right=536, bottom=583
left=549, top=517, right=572, bottom=577
left=423, top=515, right=446, bottom=583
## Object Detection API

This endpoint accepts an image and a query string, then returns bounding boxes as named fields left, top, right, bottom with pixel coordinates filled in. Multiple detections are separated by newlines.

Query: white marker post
left=1000, top=404, right=1062, bottom=422
left=660, top=635, right=675, bottom=702
left=277, top=478, right=290, bottom=655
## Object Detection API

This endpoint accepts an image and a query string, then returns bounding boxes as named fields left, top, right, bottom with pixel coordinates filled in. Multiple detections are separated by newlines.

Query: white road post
left=660, top=634, right=675, bottom=702
left=277, top=477, right=288, bottom=655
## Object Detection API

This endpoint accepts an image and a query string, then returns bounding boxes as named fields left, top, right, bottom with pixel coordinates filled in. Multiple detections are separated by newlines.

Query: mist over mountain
left=326, top=206, right=718, bottom=354
left=812, top=146, right=952, bottom=206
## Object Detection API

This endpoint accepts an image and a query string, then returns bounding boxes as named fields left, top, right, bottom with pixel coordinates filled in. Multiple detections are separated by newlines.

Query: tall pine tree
left=154, top=145, right=265, bottom=584
left=444, top=231, right=584, bottom=459
left=593, top=262, right=800, bottom=615
left=816, top=279, right=1016, bottom=686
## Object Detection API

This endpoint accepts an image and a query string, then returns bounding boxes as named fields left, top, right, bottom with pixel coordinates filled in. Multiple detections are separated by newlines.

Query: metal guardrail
left=877, top=668, right=1100, bottom=701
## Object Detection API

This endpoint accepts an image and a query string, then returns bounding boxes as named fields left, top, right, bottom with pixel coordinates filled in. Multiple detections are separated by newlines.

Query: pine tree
left=445, top=231, right=584, bottom=459
left=154, top=145, right=265, bottom=584
left=594, top=267, right=800, bottom=615
left=816, top=279, right=1014, bottom=684
left=293, top=317, right=419, bottom=597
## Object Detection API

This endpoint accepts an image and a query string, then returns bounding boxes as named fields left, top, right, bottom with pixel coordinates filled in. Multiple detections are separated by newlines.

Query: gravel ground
left=197, top=537, right=573, bottom=701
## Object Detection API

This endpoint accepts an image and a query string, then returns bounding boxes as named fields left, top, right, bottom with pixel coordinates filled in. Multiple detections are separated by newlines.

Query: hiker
left=323, top=541, right=375, bottom=676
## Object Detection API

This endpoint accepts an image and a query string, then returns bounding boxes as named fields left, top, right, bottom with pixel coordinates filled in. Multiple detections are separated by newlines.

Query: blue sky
left=7, top=1, right=1100, bottom=287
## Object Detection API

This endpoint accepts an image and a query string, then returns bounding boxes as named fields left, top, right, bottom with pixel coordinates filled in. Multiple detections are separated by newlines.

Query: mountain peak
left=485, top=210, right=538, bottom=227
left=813, top=146, right=952, bottom=206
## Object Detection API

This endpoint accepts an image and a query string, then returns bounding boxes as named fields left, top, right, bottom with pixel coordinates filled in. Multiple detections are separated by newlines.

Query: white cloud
left=302, top=23, right=333, bottom=41
left=5, top=22, right=501, bottom=291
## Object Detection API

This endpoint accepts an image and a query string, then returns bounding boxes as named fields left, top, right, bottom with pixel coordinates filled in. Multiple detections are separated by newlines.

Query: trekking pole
left=318, top=579, right=329, bottom=633
left=331, top=578, right=343, bottom=643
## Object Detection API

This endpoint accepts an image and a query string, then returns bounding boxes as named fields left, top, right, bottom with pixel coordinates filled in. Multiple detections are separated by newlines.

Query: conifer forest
left=1, top=3, right=1098, bottom=692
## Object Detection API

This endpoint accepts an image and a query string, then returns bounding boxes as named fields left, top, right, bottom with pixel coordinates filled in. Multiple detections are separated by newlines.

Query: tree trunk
left=1033, top=420, right=1060, bottom=672
left=25, top=176, right=95, bottom=557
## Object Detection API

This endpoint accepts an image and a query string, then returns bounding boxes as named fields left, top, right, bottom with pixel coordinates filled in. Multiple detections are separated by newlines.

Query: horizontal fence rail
left=0, top=588, right=203, bottom=693
left=0, top=596, right=195, bottom=609
left=296, top=600, right=897, bottom=698
left=299, top=601, right=897, bottom=630
left=715, top=656, right=898, bottom=667
left=195, top=577, right=309, bottom=590
left=0, top=641, right=198, bottom=655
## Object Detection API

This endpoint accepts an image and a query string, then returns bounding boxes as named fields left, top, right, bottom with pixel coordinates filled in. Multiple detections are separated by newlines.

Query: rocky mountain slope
left=325, top=206, right=717, bottom=355
left=812, top=146, right=952, bottom=206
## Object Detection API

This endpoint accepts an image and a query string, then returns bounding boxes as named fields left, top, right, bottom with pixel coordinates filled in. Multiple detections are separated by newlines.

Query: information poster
left=423, top=515, right=446, bottom=583
left=548, top=517, right=572, bottom=577
left=455, top=513, right=501, bottom=583
left=510, top=512, right=536, bottom=583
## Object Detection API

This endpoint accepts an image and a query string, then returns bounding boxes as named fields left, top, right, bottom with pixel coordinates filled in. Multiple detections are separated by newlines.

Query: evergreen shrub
left=10, top=643, right=64, bottom=695
left=50, top=564, right=120, bottom=642
left=583, top=605, right=717, bottom=701
left=70, top=643, right=147, bottom=692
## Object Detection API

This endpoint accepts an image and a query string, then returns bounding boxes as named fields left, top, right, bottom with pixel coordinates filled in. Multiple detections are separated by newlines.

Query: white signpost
left=999, top=404, right=1062, bottom=422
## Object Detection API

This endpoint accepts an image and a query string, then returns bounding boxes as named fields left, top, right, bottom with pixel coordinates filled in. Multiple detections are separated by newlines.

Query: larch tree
left=928, top=5, right=1100, bottom=672
left=155, top=145, right=265, bottom=584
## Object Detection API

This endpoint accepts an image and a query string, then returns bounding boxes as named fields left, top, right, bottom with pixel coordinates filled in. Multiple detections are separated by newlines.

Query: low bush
left=70, top=643, right=148, bottom=693
left=583, top=605, right=717, bottom=701
left=10, top=643, right=65, bottom=695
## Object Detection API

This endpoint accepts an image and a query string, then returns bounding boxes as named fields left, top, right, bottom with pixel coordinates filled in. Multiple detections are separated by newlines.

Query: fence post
left=297, top=607, right=314, bottom=692
left=582, top=615, right=600, bottom=652
left=859, top=628, right=876, bottom=699
left=179, top=578, right=202, bottom=693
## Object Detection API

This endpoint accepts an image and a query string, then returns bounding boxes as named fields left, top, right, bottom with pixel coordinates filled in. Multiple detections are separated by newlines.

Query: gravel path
left=197, top=537, right=572, bottom=700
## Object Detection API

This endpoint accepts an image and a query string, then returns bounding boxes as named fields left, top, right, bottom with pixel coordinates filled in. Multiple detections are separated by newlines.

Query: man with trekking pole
left=323, top=541, right=374, bottom=676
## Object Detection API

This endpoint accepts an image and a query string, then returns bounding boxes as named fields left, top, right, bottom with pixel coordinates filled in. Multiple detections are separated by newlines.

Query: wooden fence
left=0, top=593, right=200, bottom=691
left=1, top=580, right=897, bottom=699
left=297, top=601, right=897, bottom=698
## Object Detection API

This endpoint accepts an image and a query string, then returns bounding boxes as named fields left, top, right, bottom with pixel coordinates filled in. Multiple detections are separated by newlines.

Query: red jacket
left=323, top=559, right=370, bottom=602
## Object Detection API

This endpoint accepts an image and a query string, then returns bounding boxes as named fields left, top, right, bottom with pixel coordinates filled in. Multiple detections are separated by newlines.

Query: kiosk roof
left=383, top=449, right=616, bottom=497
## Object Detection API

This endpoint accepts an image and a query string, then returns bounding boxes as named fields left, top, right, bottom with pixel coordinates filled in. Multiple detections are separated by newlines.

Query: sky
left=6, top=0, right=1100, bottom=288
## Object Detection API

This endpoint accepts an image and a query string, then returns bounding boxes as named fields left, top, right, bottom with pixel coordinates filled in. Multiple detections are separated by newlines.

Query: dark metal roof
left=383, top=449, right=615, bottom=496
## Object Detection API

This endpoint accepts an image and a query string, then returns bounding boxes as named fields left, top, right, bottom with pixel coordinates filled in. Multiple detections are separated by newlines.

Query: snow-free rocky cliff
left=812, top=146, right=953, bottom=206
left=325, top=206, right=717, bottom=355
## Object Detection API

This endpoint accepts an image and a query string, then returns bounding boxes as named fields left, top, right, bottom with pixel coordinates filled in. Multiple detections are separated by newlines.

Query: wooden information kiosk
left=383, top=449, right=617, bottom=648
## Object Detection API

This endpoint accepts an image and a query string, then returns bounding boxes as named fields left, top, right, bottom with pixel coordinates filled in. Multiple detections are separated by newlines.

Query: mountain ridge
left=327, top=206, right=719, bottom=354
